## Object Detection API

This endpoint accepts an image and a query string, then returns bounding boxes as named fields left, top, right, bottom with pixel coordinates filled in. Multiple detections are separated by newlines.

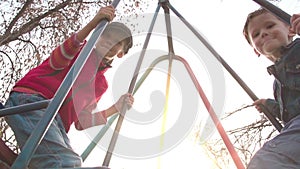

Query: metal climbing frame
left=83, top=1, right=292, bottom=167
left=0, top=0, right=290, bottom=168
left=101, top=0, right=288, bottom=168
left=101, top=0, right=247, bottom=168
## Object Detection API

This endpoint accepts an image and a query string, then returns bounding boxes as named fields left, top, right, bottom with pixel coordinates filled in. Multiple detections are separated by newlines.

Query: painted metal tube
left=81, top=114, right=118, bottom=162
left=0, top=100, right=50, bottom=117
left=168, top=2, right=283, bottom=132
left=253, top=0, right=291, bottom=24
left=134, top=55, right=246, bottom=169
left=102, top=3, right=161, bottom=167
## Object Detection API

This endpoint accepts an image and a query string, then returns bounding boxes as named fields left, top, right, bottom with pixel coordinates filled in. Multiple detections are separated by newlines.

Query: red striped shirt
left=13, top=34, right=109, bottom=132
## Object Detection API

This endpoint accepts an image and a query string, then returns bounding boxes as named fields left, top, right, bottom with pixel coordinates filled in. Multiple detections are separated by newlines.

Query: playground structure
left=0, top=0, right=290, bottom=168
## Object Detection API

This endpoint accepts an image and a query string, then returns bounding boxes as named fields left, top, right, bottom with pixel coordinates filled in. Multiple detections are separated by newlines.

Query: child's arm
left=264, top=99, right=280, bottom=119
left=74, top=109, right=107, bottom=131
left=75, top=93, right=134, bottom=130
left=49, top=5, right=115, bottom=70
left=49, top=34, right=84, bottom=70
left=253, top=99, right=280, bottom=119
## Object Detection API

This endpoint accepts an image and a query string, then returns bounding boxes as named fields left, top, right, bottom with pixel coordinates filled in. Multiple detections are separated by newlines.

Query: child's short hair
left=243, top=8, right=268, bottom=45
left=103, top=22, right=133, bottom=54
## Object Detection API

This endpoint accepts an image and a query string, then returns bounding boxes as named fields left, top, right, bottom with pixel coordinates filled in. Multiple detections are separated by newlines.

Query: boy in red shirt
left=5, top=5, right=134, bottom=168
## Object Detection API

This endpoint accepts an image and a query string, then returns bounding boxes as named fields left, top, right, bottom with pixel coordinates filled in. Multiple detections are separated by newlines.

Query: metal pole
left=0, top=100, right=50, bottom=117
left=168, top=2, right=283, bottom=132
left=176, top=55, right=245, bottom=169
left=134, top=55, right=246, bottom=169
left=81, top=114, right=118, bottom=161
left=10, top=1, right=121, bottom=168
left=252, top=0, right=291, bottom=24
left=102, top=3, right=161, bottom=167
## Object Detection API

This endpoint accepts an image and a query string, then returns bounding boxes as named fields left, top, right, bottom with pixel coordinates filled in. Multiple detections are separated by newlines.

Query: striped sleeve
left=49, top=33, right=83, bottom=70
left=75, top=110, right=107, bottom=130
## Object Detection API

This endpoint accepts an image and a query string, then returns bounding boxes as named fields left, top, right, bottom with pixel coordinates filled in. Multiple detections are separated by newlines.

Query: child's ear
left=253, top=48, right=261, bottom=57
left=117, top=51, right=124, bottom=58
left=288, top=29, right=296, bottom=39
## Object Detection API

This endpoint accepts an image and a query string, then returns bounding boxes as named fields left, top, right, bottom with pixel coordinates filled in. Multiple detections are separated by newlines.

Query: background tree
left=200, top=105, right=279, bottom=168
left=0, top=0, right=151, bottom=154
left=0, top=0, right=287, bottom=168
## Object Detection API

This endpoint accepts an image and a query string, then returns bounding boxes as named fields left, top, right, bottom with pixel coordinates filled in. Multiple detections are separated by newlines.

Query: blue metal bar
left=167, top=2, right=283, bottom=132
left=0, top=100, right=50, bottom=117
left=10, top=1, right=121, bottom=168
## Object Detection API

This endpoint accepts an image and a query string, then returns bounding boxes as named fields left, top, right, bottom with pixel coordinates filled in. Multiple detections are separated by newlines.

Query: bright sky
left=68, top=0, right=300, bottom=169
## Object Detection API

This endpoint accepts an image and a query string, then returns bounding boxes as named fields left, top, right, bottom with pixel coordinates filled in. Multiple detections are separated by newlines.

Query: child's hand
left=114, top=93, right=134, bottom=112
left=253, top=99, right=267, bottom=113
left=89, top=5, right=116, bottom=28
left=290, top=13, right=300, bottom=35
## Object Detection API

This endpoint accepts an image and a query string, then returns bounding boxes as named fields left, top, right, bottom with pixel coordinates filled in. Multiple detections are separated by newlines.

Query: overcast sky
left=68, top=0, right=300, bottom=168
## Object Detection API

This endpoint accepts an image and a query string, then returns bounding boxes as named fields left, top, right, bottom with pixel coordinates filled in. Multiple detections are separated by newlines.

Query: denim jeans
left=247, top=115, right=300, bottom=169
left=4, top=92, right=82, bottom=168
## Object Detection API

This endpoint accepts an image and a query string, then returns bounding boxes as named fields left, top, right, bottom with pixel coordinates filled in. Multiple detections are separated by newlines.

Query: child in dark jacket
left=243, top=8, right=300, bottom=169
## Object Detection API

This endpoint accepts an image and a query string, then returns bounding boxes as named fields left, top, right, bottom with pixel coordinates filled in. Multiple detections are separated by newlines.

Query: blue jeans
left=4, top=92, right=82, bottom=168
left=247, top=115, right=300, bottom=169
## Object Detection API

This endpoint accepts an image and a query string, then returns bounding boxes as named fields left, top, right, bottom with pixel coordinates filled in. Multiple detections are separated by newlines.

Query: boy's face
left=247, top=13, right=292, bottom=60
left=95, top=30, right=126, bottom=61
